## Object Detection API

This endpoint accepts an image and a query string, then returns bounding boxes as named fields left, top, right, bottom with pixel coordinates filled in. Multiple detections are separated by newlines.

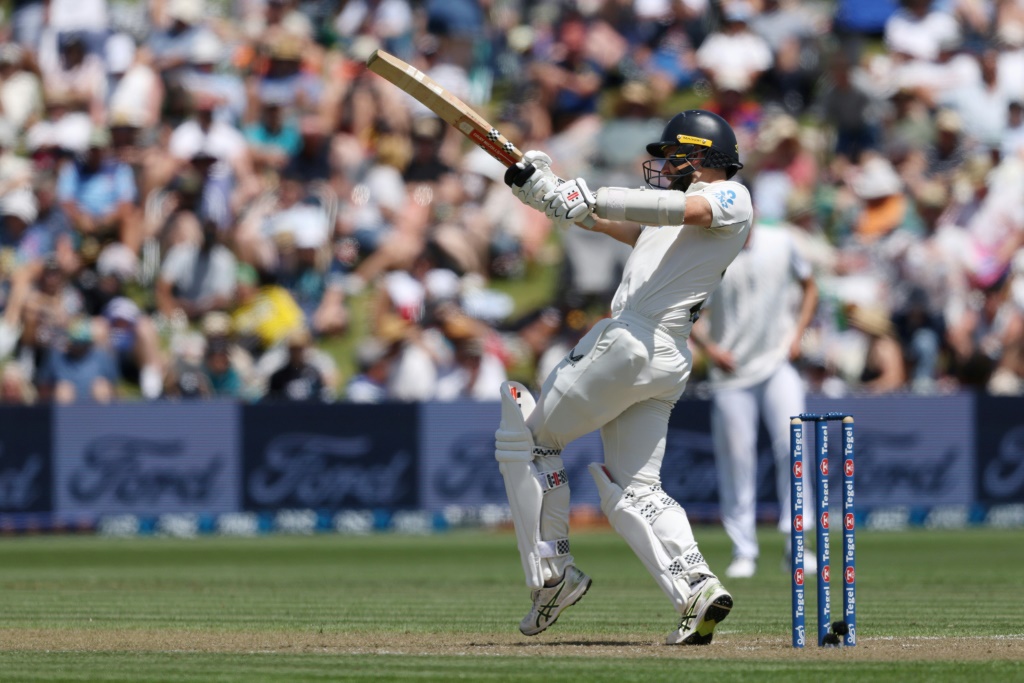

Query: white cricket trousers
left=528, top=310, right=691, bottom=491
left=710, top=362, right=806, bottom=562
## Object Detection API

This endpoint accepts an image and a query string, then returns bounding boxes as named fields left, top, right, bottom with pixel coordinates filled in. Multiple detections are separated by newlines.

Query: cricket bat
left=365, top=49, right=596, bottom=228
left=365, top=49, right=523, bottom=167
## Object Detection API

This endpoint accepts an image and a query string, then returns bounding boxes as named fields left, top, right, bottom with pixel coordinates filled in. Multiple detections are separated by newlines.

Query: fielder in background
left=495, top=110, right=752, bottom=645
left=689, top=222, right=818, bottom=579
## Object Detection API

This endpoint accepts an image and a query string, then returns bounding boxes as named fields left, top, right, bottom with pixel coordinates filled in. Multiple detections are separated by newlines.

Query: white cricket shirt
left=610, top=180, right=753, bottom=338
left=705, top=224, right=813, bottom=390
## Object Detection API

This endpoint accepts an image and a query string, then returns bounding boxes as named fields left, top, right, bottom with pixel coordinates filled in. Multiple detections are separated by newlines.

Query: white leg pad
left=588, top=463, right=711, bottom=612
left=496, top=382, right=572, bottom=589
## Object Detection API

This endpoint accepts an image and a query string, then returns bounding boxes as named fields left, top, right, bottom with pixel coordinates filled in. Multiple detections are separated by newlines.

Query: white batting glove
left=504, top=150, right=561, bottom=212
left=541, top=177, right=596, bottom=228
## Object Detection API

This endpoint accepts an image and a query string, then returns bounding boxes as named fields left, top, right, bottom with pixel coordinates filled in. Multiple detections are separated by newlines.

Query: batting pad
left=589, top=463, right=710, bottom=612
left=495, top=382, right=572, bottom=589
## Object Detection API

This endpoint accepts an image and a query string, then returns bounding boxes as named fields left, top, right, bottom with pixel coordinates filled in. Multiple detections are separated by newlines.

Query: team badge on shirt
left=712, top=189, right=737, bottom=208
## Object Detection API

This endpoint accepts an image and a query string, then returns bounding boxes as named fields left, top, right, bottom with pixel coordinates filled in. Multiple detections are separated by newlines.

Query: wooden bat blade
left=366, top=49, right=523, bottom=167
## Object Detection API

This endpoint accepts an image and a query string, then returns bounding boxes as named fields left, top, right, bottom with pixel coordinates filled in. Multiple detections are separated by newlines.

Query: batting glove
left=504, top=150, right=561, bottom=212
left=541, top=177, right=596, bottom=229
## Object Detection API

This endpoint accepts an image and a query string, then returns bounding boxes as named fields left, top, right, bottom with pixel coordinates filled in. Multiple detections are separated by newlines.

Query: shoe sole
left=519, top=577, right=592, bottom=636
left=681, top=594, right=733, bottom=645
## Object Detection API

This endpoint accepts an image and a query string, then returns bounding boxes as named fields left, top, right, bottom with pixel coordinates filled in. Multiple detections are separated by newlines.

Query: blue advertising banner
left=419, top=401, right=604, bottom=512
left=807, top=395, right=975, bottom=507
left=975, top=396, right=1024, bottom=504
left=54, top=402, right=240, bottom=516
left=242, top=403, right=419, bottom=510
left=420, top=395, right=978, bottom=515
left=0, top=406, right=52, bottom=514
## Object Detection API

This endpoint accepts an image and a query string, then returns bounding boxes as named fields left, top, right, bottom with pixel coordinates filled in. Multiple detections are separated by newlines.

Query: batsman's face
left=643, top=145, right=707, bottom=191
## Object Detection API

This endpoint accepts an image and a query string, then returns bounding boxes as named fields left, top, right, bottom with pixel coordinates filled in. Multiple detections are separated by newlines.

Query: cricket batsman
left=494, top=110, right=753, bottom=644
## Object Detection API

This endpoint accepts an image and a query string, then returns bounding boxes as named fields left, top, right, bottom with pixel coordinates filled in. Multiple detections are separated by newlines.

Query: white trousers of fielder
left=711, top=361, right=811, bottom=562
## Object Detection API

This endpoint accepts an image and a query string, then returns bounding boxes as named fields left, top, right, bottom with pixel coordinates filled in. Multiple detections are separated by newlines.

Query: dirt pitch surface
left=3, top=629, right=1024, bottom=661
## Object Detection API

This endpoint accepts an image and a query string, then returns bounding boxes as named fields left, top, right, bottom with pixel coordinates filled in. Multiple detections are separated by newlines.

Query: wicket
left=790, top=412, right=856, bottom=648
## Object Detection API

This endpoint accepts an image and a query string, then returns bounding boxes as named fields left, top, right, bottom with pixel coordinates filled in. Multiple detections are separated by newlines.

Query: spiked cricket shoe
left=519, top=565, right=592, bottom=636
left=666, top=576, right=733, bottom=645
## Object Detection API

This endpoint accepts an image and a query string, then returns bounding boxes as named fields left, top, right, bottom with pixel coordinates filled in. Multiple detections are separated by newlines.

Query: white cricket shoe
left=666, top=576, right=733, bottom=645
left=725, top=556, right=757, bottom=579
left=519, top=564, right=592, bottom=636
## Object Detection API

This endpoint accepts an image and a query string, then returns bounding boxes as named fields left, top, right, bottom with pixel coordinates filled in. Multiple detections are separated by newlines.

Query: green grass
left=0, top=528, right=1022, bottom=681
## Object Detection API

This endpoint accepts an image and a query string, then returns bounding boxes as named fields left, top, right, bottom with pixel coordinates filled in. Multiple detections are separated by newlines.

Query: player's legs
left=711, top=386, right=760, bottom=565
left=761, top=362, right=807, bottom=535
left=529, top=318, right=650, bottom=449
left=593, top=396, right=732, bottom=644
left=508, top=318, right=661, bottom=634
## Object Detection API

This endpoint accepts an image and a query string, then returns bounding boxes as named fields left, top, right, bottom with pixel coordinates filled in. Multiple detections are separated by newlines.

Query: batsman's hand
left=540, top=177, right=596, bottom=229
left=504, top=150, right=561, bottom=212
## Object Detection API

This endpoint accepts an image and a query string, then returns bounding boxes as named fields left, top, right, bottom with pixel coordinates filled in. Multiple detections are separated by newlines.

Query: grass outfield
left=0, top=527, right=1022, bottom=682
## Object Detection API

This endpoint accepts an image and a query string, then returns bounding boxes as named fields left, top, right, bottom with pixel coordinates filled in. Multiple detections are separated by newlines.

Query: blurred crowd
left=0, top=0, right=1022, bottom=404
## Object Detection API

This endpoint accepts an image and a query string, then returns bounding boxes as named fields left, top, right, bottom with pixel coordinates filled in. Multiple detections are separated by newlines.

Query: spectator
left=378, top=312, right=438, bottom=402
left=0, top=45, right=45, bottom=133
left=251, top=33, right=322, bottom=118
left=939, top=49, right=1016, bottom=151
left=271, top=198, right=349, bottom=339
left=199, top=311, right=259, bottom=398
left=180, top=32, right=245, bottom=125
left=923, top=108, right=969, bottom=179
left=0, top=362, right=37, bottom=404
left=156, top=216, right=238, bottom=322
left=884, top=0, right=961, bottom=63
left=750, top=0, right=828, bottom=114
left=948, top=154, right=1024, bottom=289
left=148, top=0, right=207, bottom=85
left=529, top=13, right=606, bottom=141
left=1001, top=100, right=1024, bottom=161
left=244, top=96, right=301, bottom=172
left=106, top=35, right=164, bottom=131
left=0, top=117, right=33, bottom=196
left=231, top=264, right=303, bottom=356
left=947, top=273, right=1024, bottom=389
left=846, top=304, right=907, bottom=392
left=695, top=2, right=774, bottom=97
left=282, top=115, right=333, bottom=183
left=434, top=313, right=507, bottom=401
left=333, top=0, right=415, bottom=60
left=97, top=296, right=164, bottom=400
left=203, top=336, right=243, bottom=398
left=57, top=126, right=140, bottom=253
left=19, top=257, right=85, bottom=372
left=344, top=337, right=396, bottom=403
left=167, top=88, right=254, bottom=198
left=162, top=330, right=212, bottom=398
left=265, top=326, right=331, bottom=401
left=814, top=52, right=880, bottom=162
left=847, top=155, right=908, bottom=244
left=36, top=316, right=118, bottom=403
left=749, top=114, right=818, bottom=223
left=40, top=32, right=108, bottom=123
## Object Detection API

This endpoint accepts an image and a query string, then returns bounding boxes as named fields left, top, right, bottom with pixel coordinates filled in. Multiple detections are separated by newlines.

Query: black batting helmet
left=643, top=110, right=743, bottom=190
